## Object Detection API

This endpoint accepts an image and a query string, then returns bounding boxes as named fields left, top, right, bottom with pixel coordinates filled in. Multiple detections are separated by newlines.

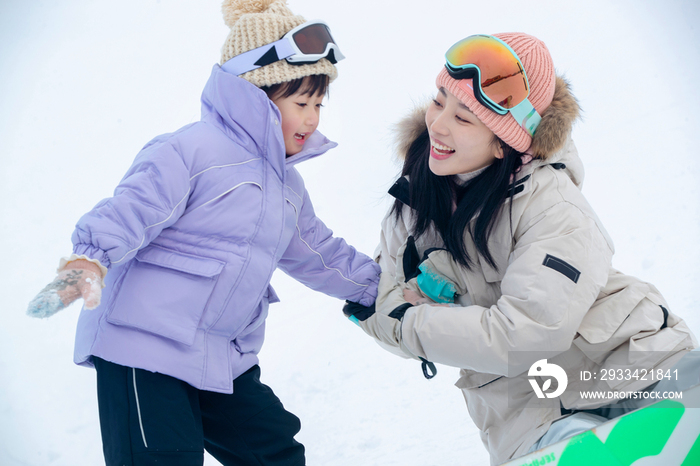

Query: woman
left=344, top=33, right=698, bottom=464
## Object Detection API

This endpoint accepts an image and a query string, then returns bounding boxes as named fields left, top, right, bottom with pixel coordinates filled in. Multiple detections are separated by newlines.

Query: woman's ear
left=493, top=141, right=504, bottom=160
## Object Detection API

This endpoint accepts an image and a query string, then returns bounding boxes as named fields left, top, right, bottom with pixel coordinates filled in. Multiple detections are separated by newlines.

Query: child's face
left=273, top=90, right=324, bottom=157
left=425, top=87, right=503, bottom=176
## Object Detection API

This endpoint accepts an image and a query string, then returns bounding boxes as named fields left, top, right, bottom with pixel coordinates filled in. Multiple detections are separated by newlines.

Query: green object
left=558, top=431, right=622, bottom=466
left=681, top=433, right=700, bottom=466
left=503, top=385, right=700, bottom=466
left=604, top=400, right=684, bottom=465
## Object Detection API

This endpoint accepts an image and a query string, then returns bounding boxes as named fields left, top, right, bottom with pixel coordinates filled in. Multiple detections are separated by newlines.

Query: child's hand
left=403, top=288, right=451, bottom=307
left=403, top=289, right=430, bottom=306
left=27, top=260, right=103, bottom=318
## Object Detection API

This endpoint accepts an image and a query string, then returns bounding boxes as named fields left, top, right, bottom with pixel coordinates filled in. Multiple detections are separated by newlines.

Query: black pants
left=93, top=358, right=305, bottom=466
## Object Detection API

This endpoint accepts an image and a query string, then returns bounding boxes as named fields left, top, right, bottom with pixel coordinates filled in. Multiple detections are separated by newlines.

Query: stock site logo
left=528, top=359, right=568, bottom=399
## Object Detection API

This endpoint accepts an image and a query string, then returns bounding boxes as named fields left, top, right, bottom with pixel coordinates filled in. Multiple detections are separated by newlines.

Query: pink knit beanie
left=436, top=33, right=556, bottom=153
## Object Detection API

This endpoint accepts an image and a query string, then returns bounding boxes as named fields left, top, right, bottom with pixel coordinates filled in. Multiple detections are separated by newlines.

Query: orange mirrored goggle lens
left=445, top=35, right=529, bottom=110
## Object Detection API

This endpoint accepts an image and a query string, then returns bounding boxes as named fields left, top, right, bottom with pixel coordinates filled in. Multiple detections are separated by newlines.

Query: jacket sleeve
left=373, top=205, right=412, bottom=275
left=397, top=200, right=613, bottom=376
left=71, top=138, right=191, bottom=268
left=372, top=205, right=429, bottom=320
left=277, top=184, right=380, bottom=307
left=356, top=206, right=422, bottom=358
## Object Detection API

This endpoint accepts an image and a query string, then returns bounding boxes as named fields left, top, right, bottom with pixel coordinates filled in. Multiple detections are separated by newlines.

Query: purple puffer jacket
left=72, top=65, right=380, bottom=393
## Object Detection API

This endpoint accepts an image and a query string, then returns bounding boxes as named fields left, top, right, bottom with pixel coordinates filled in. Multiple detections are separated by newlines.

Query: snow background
left=1, top=0, right=699, bottom=464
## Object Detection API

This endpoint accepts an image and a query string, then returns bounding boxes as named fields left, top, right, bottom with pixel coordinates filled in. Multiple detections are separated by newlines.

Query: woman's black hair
left=391, top=128, right=524, bottom=270
left=260, top=74, right=330, bottom=100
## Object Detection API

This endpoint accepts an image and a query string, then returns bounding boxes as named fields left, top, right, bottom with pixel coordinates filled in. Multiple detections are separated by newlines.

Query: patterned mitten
left=27, top=259, right=103, bottom=318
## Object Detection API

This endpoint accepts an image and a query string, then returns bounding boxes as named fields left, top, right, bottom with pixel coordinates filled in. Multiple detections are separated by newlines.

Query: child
left=344, top=32, right=698, bottom=464
left=27, top=1, right=380, bottom=465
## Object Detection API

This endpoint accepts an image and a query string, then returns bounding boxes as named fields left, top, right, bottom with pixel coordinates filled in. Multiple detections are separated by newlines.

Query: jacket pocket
left=232, top=285, right=276, bottom=354
left=266, top=284, right=280, bottom=304
left=455, top=369, right=504, bottom=389
left=575, top=280, right=650, bottom=347
left=107, top=245, right=224, bottom=346
left=455, top=369, right=506, bottom=432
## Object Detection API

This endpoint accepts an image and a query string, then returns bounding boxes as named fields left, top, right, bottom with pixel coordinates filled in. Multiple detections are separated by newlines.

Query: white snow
left=1, top=1, right=698, bottom=465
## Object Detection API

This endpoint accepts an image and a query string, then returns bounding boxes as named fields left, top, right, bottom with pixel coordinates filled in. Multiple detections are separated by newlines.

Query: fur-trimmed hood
left=394, top=76, right=581, bottom=161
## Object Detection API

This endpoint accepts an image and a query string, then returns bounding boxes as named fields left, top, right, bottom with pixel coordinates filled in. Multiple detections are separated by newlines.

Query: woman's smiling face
left=425, top=87, right=503, bottom=176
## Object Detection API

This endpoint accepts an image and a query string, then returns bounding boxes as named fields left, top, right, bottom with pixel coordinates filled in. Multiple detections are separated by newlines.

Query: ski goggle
left=222, top=20, right=344, bottom=76
left=444, top=34, right=541, bottom=137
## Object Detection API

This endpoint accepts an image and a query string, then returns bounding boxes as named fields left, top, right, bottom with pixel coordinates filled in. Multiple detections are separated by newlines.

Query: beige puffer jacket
left=363, top=101, right=697, bottom=464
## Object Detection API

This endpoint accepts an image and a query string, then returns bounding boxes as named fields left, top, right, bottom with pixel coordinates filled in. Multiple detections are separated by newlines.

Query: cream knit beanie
left=220, top=0, right=338, bottom=88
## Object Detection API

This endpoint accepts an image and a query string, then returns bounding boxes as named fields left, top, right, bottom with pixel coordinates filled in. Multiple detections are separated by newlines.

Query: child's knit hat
left=436, top=32, right=580, bottom=159
left=220, top=0, right=338, bottom=88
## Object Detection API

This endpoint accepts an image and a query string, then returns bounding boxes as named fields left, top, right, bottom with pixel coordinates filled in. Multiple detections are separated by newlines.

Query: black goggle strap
left=447, top=65, right=542, bottom=136
left=445, top=65, right=505, bottom=115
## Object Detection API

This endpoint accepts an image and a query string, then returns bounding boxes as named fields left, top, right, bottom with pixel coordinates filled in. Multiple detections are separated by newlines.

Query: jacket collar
left=512, top=137, right=584, bottom=190
left=480, top=137, right=586, bottom=281
left=284, top=130, right=337, bottom=168
left=388, top=136, right=584, bottom=282
left=200, top=65, right=337, bottom=179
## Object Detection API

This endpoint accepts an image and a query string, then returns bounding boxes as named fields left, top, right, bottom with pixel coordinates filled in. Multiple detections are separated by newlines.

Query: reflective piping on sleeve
left=189, top=159, right=260, bottom=179
left=112, top=159, right=261, bottom=264
left=132, top=368, right=148, bottom=448
left=112, top=187, right=190, bottom=264
left=286, top=198, right=368, bottom=288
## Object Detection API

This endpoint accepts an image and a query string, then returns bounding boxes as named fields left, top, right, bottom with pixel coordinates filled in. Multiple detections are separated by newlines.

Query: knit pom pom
left=222, top=0, right=281, bottom=27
